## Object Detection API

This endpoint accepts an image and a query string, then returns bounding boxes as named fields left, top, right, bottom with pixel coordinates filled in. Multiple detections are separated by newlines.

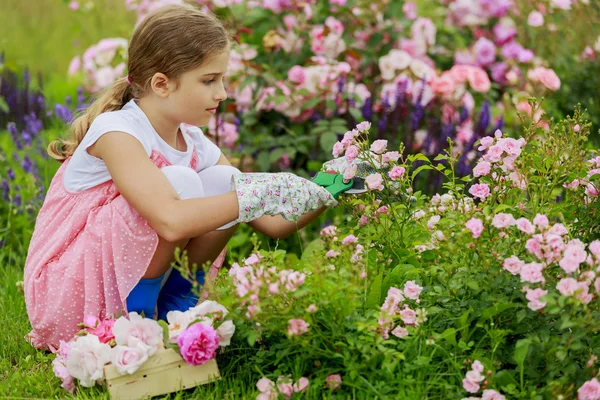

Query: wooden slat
left=103, top=347, right=220, bottom=399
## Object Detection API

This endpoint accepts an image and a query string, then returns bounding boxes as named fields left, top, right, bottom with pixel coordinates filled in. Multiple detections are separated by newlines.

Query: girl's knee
left=161, top=165, right=204, bottom=200
left=197, top=165, right=241, bottom=197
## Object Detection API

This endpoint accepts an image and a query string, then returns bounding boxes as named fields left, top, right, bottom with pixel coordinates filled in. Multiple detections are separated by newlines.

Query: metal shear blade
left=345, top=177, right=367, bottom=195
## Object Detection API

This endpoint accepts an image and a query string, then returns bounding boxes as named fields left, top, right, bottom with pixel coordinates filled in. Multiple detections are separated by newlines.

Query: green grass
left=0, top=260, right=261, bottom=399
left=0, top=0, right=134, bottom=77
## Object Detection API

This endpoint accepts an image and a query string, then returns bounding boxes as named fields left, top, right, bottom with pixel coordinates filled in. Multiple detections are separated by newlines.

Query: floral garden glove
left=230, top=172, right=338, bottom=223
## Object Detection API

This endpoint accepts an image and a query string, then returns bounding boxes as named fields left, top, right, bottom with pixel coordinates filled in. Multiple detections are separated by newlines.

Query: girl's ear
left=150, top=73, right=172, bottom=98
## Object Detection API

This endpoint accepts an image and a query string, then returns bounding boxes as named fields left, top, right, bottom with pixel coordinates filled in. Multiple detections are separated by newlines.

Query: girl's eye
left=203, top=79, right=215, bottom=85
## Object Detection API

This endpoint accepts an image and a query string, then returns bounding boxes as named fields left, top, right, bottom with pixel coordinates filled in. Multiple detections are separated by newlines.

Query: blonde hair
left=49, top=3, right=233, bottom=161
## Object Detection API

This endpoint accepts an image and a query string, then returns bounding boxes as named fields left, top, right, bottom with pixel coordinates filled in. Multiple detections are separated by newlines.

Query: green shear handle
left=311, top=172, right=354, bottom=199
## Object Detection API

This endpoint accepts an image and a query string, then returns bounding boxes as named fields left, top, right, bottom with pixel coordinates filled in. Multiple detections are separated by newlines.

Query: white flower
left=66, top=335, right=112, bottom=387
left=166, top=310, right=194, bottom=343
left=111, top=344, right=149, bottom=375
left=113, top=312, right=163, bottom=356
left=216, top=320, right=236, bottom=347
left=389, top=49, right=412, bottom=70
left=189, top=300, right=229, bottom=319
left=409, top=59, right=435, bottom=80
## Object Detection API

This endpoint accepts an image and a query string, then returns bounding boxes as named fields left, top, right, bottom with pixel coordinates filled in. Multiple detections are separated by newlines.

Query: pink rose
left=527, top=11, right=544, bottom=27
left=370, top=139, right=388, bottom=154
left=277, top=381, right=294, bottom=399
left=463, top=377, right=480, bottom=393
left=66, top=335, right=112, bottom=387
left=113, top=313, right=163, bottom=356
left=84, top=316, right=116, bottom=344
left=503, top=256, right=524, bottom=275
left=449, top=65, right=471, bottom=84
left=342, top=234, right=358, bottom=244
left=467, top=67, right=491, bottom=93
left=557, top=277, right=579, bottom=296
left=257, top=377, right=275, bottom=393
left=535, top=67, right=561, bottom=91
left=382, top=151, right=401, bottom=163
left=473, top=161, right=491, bottom=177
left=520, top=262, right=544, bottom=283
left=343, top=164, right=358, bottom=180
left=482, top=389, right=507, bottom=400
left=388, top=166, right=406, bottom=180
left=578, top=377, right=600, bottom=400
left=366, top=173, right=384, bottom=191
left=484, top=145, right=504, bottom=162
left=287, top=319, right=310, bottom=336
left=465, top=217, right=484, bottom=239
left=402, top=1, right=417, bottom=19
left=332, top=141, right=345, bottom=158
left=472, top=360, right=484, bottom=373
left=400, top=306, right=417, bottom=325
left=403, top=281, right=423, bottom=300
left=111, top=344, right=149, bottom=375
left=245, top=253, right=262, bottom=266
left=492, top=213, right=516, bottom=229
left=525, top=287, right=548, bottom=311
left=590, top=240, right=600, bottom=257
left=293, top=377, right=309, bottom=392
left=391, top=326, right=409, bottom=338
left=356, top=121, right=371, bottom=132
left=177, top=323, right=220, bottom=366
left=287, top=65, right=306, bottom=85
left=478, top=136, right=495, bottom=151
left=515, top=218, right=535, bottom=235
left=469, top=183, right=491, bottom=200
left=345, top=145, right=359, bottom=162
left=326, top=374, right=342, bottom=390
left=431, top=74, right=455, bottom=96
left=559, top=256, right=581, bottom=274
left=526, top=237, right=543, bottom=259
left=326, top=249, right=340, bottom=258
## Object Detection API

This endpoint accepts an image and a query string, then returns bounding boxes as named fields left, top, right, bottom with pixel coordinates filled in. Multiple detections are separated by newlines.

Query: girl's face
left=167, top=50, right=230, bottom=127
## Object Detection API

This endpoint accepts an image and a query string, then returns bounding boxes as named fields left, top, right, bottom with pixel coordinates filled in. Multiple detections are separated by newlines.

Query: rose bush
left=198, top=113, right=600, bottom=398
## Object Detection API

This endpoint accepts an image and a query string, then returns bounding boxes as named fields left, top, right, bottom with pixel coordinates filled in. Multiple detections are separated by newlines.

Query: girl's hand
left=231, top=172, right=337, bottom=223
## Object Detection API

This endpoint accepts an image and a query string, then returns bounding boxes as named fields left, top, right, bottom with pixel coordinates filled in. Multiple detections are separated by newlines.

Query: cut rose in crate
left=51, top=300, right=235, bottom=398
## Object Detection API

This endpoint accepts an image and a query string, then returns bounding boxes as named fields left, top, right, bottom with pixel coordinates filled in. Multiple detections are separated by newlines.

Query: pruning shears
left=311, top=170, right=368, bottom=199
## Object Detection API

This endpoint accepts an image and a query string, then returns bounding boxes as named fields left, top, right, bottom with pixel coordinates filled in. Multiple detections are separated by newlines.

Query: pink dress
left=23, top=147, right=225, bottom=352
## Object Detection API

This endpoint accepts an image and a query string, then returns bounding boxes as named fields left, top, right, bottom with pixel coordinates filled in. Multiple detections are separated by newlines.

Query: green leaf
left=247, top=330, right=261, bottom=346
left=320, top=131, right=338, bottom=153
left=349, top=107, right=363, bottom=121
left=382, top=264, right=416, bottom=295
left=256, top=151, right=271, bottom=171
left=366, top=271, right=384, bottom=309
left=435, top=328, right=457, bottom=347
left=0, top=97, right=9, bottom=113
left=411, top=165, right=434, bottom=179
left=269, top=148, right=286, bottom=163
left=494, top=370, right=518, bottom=388
left=514, top=338, right=532, bottom=388
left=481, top=303, right=519, bottom=321
left=301, top=238, right=325, bottom=262
left=301, top=97, right=322, bottom=111
left=158, top=320, right=170, bottom=345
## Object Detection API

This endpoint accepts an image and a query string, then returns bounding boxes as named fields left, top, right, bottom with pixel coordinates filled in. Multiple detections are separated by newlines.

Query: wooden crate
left=103, top=347, right=220, bottom=399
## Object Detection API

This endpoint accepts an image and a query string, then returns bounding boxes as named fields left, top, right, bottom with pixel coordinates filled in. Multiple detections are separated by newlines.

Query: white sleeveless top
left=64, top=99, right=222, bottom=193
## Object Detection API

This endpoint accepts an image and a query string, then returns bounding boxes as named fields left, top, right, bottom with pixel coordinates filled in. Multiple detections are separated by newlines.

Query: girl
left=23, top=3, right=336, bottom=352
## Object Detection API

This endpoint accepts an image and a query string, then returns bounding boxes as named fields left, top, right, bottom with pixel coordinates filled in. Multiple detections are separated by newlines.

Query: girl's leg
left=157, top=165, right=242, bottom=318
left=127, top=166, right=205, bottom=317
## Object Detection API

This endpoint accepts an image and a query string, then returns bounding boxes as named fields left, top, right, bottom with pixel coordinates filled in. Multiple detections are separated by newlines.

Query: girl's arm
left=248, top=206, right=328, bottom=240
left=94, top=131, right=240, bottom=242
left=214, top=153, right=327, bottom=240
